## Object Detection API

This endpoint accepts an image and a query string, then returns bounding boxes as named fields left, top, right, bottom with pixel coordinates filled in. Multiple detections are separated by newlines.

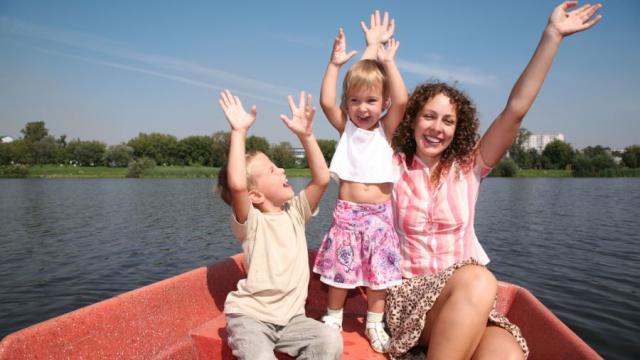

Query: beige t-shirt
left=224, top=191, right=314, bottom=325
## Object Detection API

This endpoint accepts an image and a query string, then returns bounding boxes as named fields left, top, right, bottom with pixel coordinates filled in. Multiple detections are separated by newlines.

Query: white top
left=329, top=120, right=398, bottom=184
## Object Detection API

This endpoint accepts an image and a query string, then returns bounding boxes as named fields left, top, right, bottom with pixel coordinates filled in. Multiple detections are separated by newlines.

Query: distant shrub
left=491, top=159, right=518, bottom=177
left=0, top=164, right=30, bottom=178
left=126, top=157, right=156, bottom=178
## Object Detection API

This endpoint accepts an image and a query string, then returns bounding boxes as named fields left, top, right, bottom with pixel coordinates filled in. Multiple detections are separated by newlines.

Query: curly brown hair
left=392, top=81, right=479, bottom=181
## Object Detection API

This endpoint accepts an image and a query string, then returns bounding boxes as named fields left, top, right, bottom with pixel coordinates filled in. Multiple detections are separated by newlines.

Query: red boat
left=0, top=251, right=601, bottom=359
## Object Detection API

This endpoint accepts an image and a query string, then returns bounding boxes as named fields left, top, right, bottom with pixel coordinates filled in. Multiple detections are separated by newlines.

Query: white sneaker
left=365, top=321, right=390, bottom=353
left=321, top=315, right=342, bottom=331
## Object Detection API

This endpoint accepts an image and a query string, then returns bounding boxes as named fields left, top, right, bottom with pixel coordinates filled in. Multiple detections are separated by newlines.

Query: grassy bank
left=515, top=169, right=571, bottom=177
left=3, top=165, right=637, bottom=179
left=16, top=165, right=311, bottom=179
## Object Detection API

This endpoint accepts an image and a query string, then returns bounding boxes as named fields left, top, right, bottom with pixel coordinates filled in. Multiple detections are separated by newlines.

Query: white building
left=523, top=134, right=565, bottom=153
left=1, top=136, right=14, bottom=143
left=292, top=147, right=305, bottom=160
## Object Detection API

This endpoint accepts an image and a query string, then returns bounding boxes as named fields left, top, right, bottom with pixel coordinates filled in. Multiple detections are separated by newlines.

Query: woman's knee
left=448, top=266, right=497, bottom=307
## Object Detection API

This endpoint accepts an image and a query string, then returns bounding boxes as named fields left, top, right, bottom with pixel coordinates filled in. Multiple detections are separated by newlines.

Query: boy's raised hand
left=361, top=10, right=395, bottom=47
left=280, top=91, right=316, bottom=137
left=219, top=89, right=256, bottom=131
left=548, top=1, right=602, bottom=38
left=377, top=38, right=400, bottom=64
left=330, top=28, right=357, bottom=66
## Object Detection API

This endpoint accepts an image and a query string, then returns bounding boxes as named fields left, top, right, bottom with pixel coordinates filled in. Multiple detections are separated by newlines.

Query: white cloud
left=397, top=58, right=497, bottom=88
left=0, top=16, right=292, bottom=104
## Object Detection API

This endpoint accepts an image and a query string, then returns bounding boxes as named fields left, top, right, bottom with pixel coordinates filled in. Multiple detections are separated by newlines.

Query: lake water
left=0, top=178, right=638, bottom=359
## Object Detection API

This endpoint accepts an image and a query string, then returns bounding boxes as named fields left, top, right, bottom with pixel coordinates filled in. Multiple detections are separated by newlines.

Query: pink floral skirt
left=313, top=199, right=402, bottom=290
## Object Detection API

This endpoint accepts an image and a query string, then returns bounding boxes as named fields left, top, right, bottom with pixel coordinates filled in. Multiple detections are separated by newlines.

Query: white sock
left=366, top=311, right=384, bottom=323
left=326, top=307, right=344, bottom=321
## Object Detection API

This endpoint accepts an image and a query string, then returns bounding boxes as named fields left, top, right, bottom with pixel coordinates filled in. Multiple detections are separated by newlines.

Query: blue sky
left=1, top=0, right=638, bottom=150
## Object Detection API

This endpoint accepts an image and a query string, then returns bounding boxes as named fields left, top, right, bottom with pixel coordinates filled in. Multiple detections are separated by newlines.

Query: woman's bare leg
left=472, top=326, right=524, bottom=360
left=419, top=265, right=498, bottom=360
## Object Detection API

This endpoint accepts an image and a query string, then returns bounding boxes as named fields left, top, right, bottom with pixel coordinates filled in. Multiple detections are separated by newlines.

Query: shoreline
left=1, top=165, right=639, bottom=178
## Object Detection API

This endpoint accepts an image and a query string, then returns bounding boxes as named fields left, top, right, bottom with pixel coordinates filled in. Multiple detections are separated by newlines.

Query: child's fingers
left=298, top=91, right=306, bottom=109
left=581, top=4, right=601, bottom=22
left=360, top=21, right=368, bottom=33
left=220, top=90, right=231, bottom=108
left=249, top=105, right=257, bottom=118
left=582, top=14, right=602, bottom=29
left=279, top=115, right=292, bottom=128
left=307, top=106, right=316, bottom=121
left=287, top=95, right=296, bottom=112
left=382, top=11, right=389, bottom=27
left=374, top=10, right=381, bottom=26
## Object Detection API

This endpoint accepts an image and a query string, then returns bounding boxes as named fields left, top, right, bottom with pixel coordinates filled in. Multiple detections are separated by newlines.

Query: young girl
left=385, top=2, right=602, bottom=359
left=312, top=11, right=407, bottom=353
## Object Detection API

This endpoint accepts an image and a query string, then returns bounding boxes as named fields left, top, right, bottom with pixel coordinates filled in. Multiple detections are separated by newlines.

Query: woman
left=385, top=2, right=602, bottom=359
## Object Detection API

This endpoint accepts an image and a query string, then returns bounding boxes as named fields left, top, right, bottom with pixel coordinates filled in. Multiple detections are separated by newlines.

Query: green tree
left=508, top=128, right=532, bottom=168
left=211, top=131, right=231, bottom=167
left=542, top=140, right=574, bottom=170
left=581, top=145, right=610, bottom=158
left=622, top=145, right=640, bottom=168
left=126, top=157, right=156, bottom=178
left=21, top=121, right=49, bottom=143
left=178, top=136, right=214, bottom=166
left=67, top=139, right=107, bottom=166
left=104, top=144, right=134, bottom=167
left=573, top=154, right=618, bottom=177
left=270, top=142, right=296, bottom=169
left=127, top=133, right=179, bottom=165
left=490, top=159, right=518, bottom=177
left=31, top=135, right=60, bottom=164
left=0, top=140, right=31, bottom=165
left=317, top=139, right=337, bottom=165
left=246, top=135, right=270, bottom=154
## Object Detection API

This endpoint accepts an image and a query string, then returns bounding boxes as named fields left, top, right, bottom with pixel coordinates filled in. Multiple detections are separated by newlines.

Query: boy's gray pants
left=225, top=313, right=343, bottom=360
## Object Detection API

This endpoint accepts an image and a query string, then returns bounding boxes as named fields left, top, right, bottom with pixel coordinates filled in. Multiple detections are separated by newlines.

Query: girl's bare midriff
left=338, top=180, right=393, bottom=204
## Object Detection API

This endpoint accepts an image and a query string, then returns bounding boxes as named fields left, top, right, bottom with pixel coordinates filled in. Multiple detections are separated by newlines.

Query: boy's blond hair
left=216, top=150, right=263, bottom=206
left=340, top=59, right=389, bottom=111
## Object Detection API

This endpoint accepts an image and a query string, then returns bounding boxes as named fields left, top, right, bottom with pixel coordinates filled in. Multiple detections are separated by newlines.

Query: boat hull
left=0, top=251, right=601, bottom=359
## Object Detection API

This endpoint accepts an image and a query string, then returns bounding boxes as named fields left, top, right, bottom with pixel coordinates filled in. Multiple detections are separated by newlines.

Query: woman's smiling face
left=413, top=93, right=457, bottom=168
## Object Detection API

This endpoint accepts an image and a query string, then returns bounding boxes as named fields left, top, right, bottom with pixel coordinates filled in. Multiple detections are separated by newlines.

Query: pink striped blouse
left=393, top=152, right=492, bottom=278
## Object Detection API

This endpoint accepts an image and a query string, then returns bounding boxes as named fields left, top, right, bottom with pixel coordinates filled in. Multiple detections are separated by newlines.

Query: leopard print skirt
left=384, top=259, right=529, bottom=359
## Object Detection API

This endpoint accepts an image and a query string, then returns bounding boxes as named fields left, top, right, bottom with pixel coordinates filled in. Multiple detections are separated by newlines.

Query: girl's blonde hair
left=340, top=59, right=389, bottom=110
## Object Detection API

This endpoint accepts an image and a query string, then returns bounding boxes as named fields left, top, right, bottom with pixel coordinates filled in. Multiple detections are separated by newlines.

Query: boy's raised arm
left=480, top=1, right=602, bottom=167
left=219, top=89, right=257, bottom=224
left=320, top=28, right=356, bottom=133
left=280, top=92, right=330, bottom=212
left=377, top=38, right=408, bottom=141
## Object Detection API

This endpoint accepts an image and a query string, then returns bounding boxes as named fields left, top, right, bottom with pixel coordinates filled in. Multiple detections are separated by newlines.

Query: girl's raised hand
left=219, top=89, right=256, bottom=131
left=280, top=91, right=316, bottom=137
left=548, top=1, right=602, bottom=38
left=377, top=38, right=400, bottom=64
left=361, top=10, right=395, bottom=46
left=330, top=28, right=357, bottom=66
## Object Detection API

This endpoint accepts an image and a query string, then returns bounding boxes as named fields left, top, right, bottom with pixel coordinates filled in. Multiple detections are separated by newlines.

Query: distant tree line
left=492, top=128, right=640, bottom=177
left=2, top=122, right=638, bottom=178
left=0, top=121, right=338, bottom=170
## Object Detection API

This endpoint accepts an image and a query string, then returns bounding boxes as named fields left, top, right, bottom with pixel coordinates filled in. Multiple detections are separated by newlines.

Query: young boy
left=216, top=89, right=342, bottom=360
